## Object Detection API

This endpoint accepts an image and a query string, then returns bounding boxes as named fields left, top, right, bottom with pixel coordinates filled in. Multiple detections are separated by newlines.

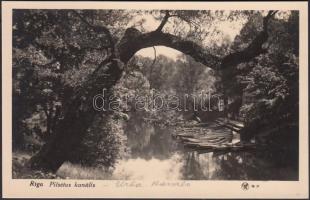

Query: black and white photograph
left=2, top=1, right=308, bottom=199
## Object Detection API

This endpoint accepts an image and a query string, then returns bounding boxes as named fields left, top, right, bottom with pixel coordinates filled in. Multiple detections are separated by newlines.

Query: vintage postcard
left=1, top=1, right=309, bottom=199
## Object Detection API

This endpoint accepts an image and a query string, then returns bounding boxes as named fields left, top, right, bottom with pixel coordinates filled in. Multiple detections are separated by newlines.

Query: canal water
left=108, top=117, right=298, bottom=180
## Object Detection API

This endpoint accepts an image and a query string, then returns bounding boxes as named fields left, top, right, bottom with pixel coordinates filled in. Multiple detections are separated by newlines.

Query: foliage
left=236, top=12, right=299, bottom=167
left=68, top=114, right=129, bottom=169
left=12, top=10, right=134, bottom=168
left=13, top=152, right=62, bottom=179
left=12, top=9, right=299, bottom=173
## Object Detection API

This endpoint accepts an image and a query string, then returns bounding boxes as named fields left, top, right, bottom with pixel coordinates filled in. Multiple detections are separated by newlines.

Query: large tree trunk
left=29, top=59, right=124, bottom=172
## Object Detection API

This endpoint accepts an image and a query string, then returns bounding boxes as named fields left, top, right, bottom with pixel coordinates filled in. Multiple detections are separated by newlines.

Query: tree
left=13, top=10, right=280, bottom=172
left=238, top=11, right=299, bottom=168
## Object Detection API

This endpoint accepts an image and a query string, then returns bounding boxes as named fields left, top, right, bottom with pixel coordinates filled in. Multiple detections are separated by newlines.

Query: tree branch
left=118, top=29, right=221, bottom=68
left=220, top=10, right=278, bottom=70
left=264, top=10, right=278, bottom=30
left=118, top=10, right=278, bottom=74
left=150, top=46, right=157, bottom=68
left=148, top=46, right=157, bottom=81
left=155, top=10, right=170, bottom=32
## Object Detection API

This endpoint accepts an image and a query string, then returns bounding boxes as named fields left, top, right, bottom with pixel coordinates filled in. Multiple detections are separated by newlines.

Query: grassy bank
left=12, top=151, right=111, bottom=179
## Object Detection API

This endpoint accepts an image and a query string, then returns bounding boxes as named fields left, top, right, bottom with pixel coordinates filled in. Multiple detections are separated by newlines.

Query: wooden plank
left=216, top=118, right=244, bottom=128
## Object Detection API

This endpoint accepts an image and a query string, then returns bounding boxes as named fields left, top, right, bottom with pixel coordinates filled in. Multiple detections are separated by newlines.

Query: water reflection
left=124, top=114, right=180, bottom=160
left=109, top=115, right=297, bottom=180
left=112, top=154, right=183, bottom=180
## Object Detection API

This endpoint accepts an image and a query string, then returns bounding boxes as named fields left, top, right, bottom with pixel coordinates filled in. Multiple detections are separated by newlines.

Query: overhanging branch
left=220, top=10, right=278, bottom=69
left=118, top=10, right=278, bottom=74
left=155, top=10, right=171, bottom=32
left=118, top=30, right=221, bottom=68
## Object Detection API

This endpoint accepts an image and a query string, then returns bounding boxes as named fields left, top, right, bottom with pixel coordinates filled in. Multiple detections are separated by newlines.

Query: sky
left=136, top=46, right=182, bottom=61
